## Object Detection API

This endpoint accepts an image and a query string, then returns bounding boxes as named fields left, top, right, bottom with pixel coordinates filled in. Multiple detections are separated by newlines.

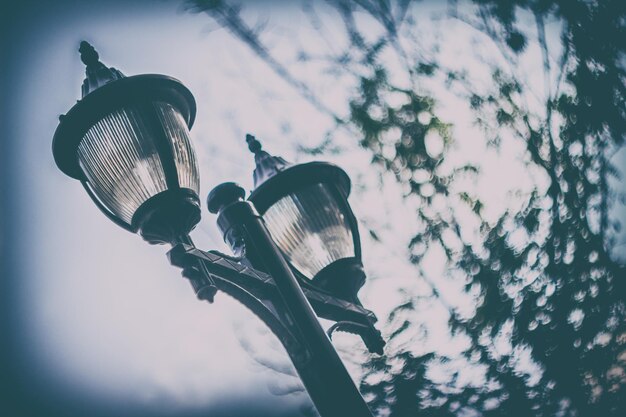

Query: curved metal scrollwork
left=167, top=243, right=384, bottom=356
left=168, top=243, right=307, bottom=363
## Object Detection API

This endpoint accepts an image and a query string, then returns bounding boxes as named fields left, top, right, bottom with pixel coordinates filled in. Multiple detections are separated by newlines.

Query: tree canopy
left=186, top=1, right=626, bottom=416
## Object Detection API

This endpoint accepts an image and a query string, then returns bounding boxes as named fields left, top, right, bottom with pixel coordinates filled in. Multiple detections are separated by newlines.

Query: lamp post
left=53, top=42, right=384, bottom=417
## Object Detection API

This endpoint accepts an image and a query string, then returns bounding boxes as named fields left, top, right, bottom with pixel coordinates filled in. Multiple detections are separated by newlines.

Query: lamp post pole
left=208, top=183, right=374, bottom=417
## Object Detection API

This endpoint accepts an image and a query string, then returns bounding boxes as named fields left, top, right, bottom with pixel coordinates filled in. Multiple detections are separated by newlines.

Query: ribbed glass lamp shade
left=77, top=101, right=199, bottom=225
left=156, top=102, right=199, bottom=193
left=262, top=183, right=355, bottom=279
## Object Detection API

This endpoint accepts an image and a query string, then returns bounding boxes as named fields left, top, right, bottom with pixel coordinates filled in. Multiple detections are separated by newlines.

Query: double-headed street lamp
left=53, top=42, right=384, bottom=417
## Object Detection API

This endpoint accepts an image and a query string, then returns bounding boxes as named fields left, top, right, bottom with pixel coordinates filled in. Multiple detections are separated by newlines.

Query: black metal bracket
left=168, top=243, right=306, bottom=361
left=168, top=244, right=385, bottom=354
left=327, top=321, right=384, bottom=355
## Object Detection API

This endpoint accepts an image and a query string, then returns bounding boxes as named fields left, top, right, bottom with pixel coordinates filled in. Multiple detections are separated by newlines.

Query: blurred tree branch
left=185, top=1, right=626, bottom=415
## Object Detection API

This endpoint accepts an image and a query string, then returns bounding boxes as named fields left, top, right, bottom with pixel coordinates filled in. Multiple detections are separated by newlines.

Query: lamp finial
left=246, top=133, right=262, bottom=154
left=79, top=41, right=100, bottom=67
left=78, top=41, right=125, bottom=97
left=245, top=134, right=291, bottom=189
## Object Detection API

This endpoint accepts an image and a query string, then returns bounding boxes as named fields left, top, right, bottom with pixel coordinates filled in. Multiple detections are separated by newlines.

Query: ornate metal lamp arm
left=168, top=243, right=384, bottom=354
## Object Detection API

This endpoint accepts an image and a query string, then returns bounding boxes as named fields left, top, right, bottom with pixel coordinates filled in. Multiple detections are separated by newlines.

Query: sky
left=1, top=1, right=625, bottom=417
left=0, top=1, right=423, bottom=416
left=1, top=1, right=329, bottom=416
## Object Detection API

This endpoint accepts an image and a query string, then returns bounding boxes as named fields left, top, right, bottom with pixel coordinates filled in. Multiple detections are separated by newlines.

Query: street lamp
left=53, top=41, right=201, bottom=245
left=239, top=134, right=366, bottom=303
left=52, top=42, right=383, bottom=417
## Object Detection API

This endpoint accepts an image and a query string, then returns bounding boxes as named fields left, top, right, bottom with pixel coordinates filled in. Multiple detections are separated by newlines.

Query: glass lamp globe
left=245, top=135, right=365, bottom=302
left=52, top=42, right=201, bottom=244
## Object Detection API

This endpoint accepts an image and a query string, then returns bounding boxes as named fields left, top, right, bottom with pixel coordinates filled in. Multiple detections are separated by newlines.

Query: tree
left=185, top=1, right=625, bottom=415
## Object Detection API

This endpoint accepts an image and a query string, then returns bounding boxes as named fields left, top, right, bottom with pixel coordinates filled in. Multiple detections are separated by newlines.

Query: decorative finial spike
left=246, top=134, right=262, bottom=154
left=246, top=134, right=292, bottom=189
left=77, top=41, right=125, bottom=98
left=79, top=41, right=99, bottom=67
